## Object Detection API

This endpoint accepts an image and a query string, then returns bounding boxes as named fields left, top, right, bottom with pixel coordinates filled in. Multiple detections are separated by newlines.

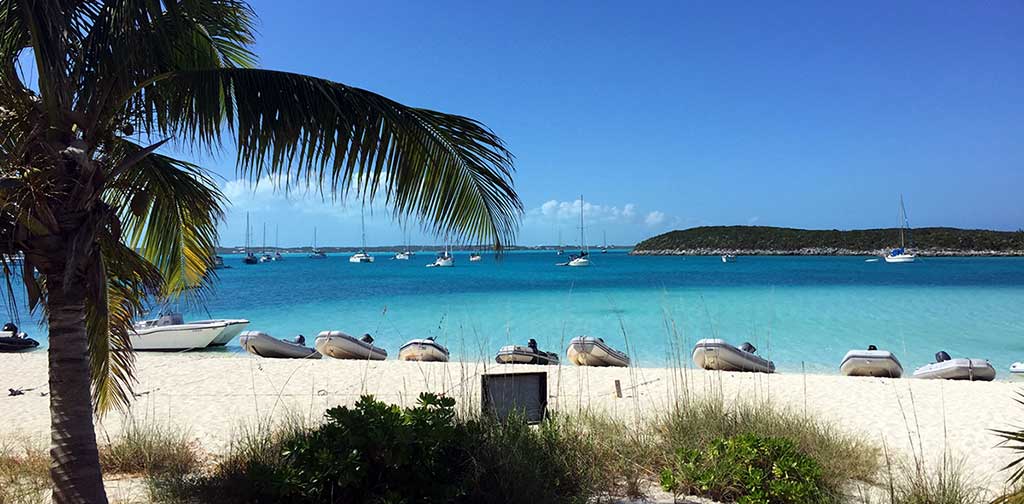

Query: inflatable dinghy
left=1011, top=362, right=1024, bottom=376
left=315, top=331, right=387, bottom=360
left=692, top=339, right=775, bottom=373
left=566, top=336, right=629, bottom=367
left=240, top=331, right=320, bottom=359
left=840, top=345, right=903, bottom=378
left=398, top=337, right=450, bottom=362
left=495, top=339, right=559, bottom=365
left=913, top=351, right=995, bottom=381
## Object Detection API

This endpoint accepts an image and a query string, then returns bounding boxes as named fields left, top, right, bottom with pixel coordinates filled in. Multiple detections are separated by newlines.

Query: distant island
left=631, top=226, right=1024, bottom=256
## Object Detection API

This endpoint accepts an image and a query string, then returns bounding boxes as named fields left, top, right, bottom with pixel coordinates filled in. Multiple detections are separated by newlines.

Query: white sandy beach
left=2, top=351, right=1021, bottom=495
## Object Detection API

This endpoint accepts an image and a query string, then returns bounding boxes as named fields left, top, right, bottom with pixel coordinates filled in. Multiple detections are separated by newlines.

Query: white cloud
left=526, top=198, right=661, bottom=225
left=221, top=176, right=388, bottom=219
left=644, top=210, right=666, bottom=226
left=747, top=216, right=761, bottom=225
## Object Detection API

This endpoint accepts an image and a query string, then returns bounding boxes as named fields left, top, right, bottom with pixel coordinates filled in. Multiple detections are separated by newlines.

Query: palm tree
left=0, top=2, right=521, bottom=502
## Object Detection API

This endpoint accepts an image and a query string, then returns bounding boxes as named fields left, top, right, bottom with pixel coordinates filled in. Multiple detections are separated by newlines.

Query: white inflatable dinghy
left=315, top=331, right=387, bottom=360
left=398, top=337, right=450, bottom=362
left=840, top=345, right=903, bottom=378
left=692, top=339, right=775, bottom=373
left=240, top=331, right=320, bottom=359
left=913, top=351, right=995, bottom=381
left=1011, top=362, right=1024, bottom=376
left=495, top=339, right=559, bottom=365
left=566, top=336, right=629, bottom=367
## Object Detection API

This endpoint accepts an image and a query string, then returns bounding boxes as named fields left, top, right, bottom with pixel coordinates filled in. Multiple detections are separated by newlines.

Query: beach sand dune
left=2, top=352, right=1020, bottom=493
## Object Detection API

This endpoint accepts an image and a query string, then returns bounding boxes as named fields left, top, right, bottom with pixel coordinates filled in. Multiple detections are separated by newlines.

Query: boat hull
left=315, top=331, right=387, bottom=360
left=566, top=336, right=629, bottom=367
left=1011, top=362, right=1024, bottom=376
left=240, top=331, right=320, bottom=359
left=198, top=319, right=250, bottom=346
left=349, top=254, right=374, bottom=263
left=0, top=335, right=39, bottom=353
left=567, top=258, right=589, bottom=267
left=495, top=345, right=560, bottom=365
left=840, top=350, right=903, bottom=378
left=913, top=358, right=995, bottom=381
left=692, top=338, right=775, bottom=373
left=884, top=254, right=915, bottom=263
left=398, top=339, right=450, bottom=362
left=130, top=323, right=225, bottom=351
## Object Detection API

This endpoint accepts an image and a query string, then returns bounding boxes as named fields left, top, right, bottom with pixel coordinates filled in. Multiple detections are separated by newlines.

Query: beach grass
left=653, top=394, right=882, bottom=501
left=0, top=435, right=49, bottom=504
left=99, top=421, right=202, bottom=478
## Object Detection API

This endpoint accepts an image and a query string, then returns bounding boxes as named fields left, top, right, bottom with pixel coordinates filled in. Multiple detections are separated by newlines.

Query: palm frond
left=136, top=68, right=522, bottom=248
left=85, top=233, right=163, bottom=414
left=103, top=138, right=225, bottom=304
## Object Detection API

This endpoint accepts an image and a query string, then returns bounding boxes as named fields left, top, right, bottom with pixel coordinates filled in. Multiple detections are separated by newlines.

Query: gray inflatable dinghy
left=840, top=345, right=903, bottom=378
left=495, top=339, right=559, bottom=365
left=398, top=337, right=449, bottom=362
left=240, top=331, right=320, bottom=359
left=315, top=331, right=388, bottom=360
left=913, top=351, right=995, bottom=381
left=566, top=336, right=629, bottom=367
left=692, top=339, right=775, bottom=373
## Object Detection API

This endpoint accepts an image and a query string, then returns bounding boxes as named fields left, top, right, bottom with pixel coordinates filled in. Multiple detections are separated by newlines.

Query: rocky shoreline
left=630, top=247, right=1024, bottom=257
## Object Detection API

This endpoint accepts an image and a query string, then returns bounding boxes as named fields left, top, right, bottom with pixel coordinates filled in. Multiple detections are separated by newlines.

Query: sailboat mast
left=262, top=223, right=266, bottom=254
left=898, top=194, right=906, bottom=249
left=579, top=194, right=587, bottom=253
left=361, top=206, right=367, bottom=251
left=275, top=225, right=279, bottom=251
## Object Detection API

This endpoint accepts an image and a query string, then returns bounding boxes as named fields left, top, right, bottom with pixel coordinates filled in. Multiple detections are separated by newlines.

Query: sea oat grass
left=99, top=421, right=202, bottom=478
left=0, top=436, right=50, bottom=504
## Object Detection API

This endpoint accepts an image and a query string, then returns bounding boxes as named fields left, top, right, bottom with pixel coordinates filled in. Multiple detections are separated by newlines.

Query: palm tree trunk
left=45, top=274, right=108, bottom=504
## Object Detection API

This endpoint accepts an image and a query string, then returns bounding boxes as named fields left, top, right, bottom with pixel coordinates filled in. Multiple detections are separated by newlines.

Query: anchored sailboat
left=242, top=213, right=258, bottom=265
left=884, top=195, right=916, bottom=263
left=349, top=206, right=374, bottom=263
left=309, top=227, right=327, bottom=258
left=559, top=195, right=590, bottom=267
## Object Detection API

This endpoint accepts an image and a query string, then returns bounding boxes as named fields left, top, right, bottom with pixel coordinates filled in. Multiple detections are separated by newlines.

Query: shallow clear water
left=8, top=252, right=1024, bottom=375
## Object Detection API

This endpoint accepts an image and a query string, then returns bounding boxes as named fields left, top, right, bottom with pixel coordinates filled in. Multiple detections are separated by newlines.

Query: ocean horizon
left=6, top=251, right=1024, bottom=376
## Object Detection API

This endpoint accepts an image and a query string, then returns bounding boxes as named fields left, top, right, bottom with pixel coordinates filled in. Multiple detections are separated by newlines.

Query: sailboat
left=427, top=242, right=454, bottom=268
left=559, top=195, right=590, bottom=267
left=556, top=229, right=564, bottom=256
left=242, top=213, right=258, bottom=265
left=273, top=225, right=283, bottom=260
left=884, top=195, right=916, bottom=263
left=469, top=245, right=482, bottom=262
left=393, top=225, right=411, bottom=260
left=601, top=231, right=608, bottom=253
left=349, top=206, right=374, bottom=263
left=309, top=227, right=327, bottom=258
left=259, top=223, right=272, bottom=262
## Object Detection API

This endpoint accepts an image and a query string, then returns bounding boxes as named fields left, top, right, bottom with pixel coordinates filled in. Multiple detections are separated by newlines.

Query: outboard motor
left=361, top=333, right=375, bottom=344
left=935, top=351, right=951, bottom=363
left=2, top=322, right=17, bottom=333
left=739, top=342, right=757, bottom=354
left=528, top=338, right=539, bottom=352
left=867, top=345, right=878, bottom=351
left=293, top=334, right=306, bottom=346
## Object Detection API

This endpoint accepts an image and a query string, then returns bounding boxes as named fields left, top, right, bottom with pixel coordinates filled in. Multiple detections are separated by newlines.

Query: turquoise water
left=8, top=252, right=1024, bottom=374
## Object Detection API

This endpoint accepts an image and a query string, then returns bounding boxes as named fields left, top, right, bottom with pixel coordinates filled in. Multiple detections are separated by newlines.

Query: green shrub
left=282, top=393, right=466, bottom=503
left=660, top=433, right=827, bottom=504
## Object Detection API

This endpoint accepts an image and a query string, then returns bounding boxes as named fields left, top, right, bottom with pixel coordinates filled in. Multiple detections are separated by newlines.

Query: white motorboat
left=721, top=254, right=737, bottom=263
left=913, top=351, right=995, bottom=381
left=692, top=339, right=775, bottom=373
left=469, top=252, right=482, bottom=262
left=1011, top=362, right=1024, bottom=376
left=566, top=336, right=629, bottom=367
left=567, top=254, right=590, bottom=267
left=309, top=227, right=327, bottom=258
left=839, top=346, right=903, bottom=378
left=495, top=339, right=560, bottom=365
left=130, top=313, right=227, bottom=351
left=196, top=318, right=250, bottom=346
left=393, top=251, right=410, bottom=260
left=240, top=331, right=320, bottom=359
left=349, top=206, right=374, bottom=263
left=315, top=331, right=387, bottom=360
left=884, top=194, right=916, bottom=263
left=398, top=337, right=450, bottom=362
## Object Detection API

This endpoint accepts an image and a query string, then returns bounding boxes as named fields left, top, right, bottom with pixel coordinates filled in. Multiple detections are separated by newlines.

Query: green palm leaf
left=137, top=68, right=522, bottom=248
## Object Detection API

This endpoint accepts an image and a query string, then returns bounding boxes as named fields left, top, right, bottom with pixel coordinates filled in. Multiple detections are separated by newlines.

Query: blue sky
left=203, top=0, right=1024, bottom=247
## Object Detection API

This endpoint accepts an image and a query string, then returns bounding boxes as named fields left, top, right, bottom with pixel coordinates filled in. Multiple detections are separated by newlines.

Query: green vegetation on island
left=632, top=226, right=1024, bottom=256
